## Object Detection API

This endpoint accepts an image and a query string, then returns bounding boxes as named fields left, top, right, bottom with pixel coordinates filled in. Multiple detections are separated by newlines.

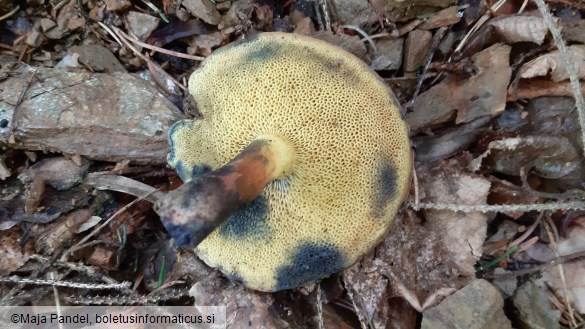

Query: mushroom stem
left=155, top=134, right=294, bottom=247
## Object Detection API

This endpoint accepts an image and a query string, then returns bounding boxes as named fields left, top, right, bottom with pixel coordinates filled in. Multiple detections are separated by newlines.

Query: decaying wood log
left=0, top=63, right=185, bottom=164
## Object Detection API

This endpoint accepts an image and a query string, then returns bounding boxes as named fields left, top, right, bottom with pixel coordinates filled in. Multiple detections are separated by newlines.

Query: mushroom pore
left=156, top=32, right=412, bottom=292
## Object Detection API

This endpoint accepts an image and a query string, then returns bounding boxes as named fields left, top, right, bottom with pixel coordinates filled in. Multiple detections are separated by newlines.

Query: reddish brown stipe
left=155, top=134, right=294, bottom=247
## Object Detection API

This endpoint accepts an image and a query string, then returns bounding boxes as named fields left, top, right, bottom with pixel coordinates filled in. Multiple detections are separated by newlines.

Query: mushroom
left=155, top=32, right=412, bottom=292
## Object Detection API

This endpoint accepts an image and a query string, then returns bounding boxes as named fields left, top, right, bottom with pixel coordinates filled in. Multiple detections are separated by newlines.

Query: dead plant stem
left=60, top=191, right=155, bottom=262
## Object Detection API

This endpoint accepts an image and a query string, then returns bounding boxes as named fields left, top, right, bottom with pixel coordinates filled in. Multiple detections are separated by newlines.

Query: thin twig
left=18, top=44, right=29, bottom=62
left=518, top=0, right=529, bottom=13
left=115, top=27, right=205, bottom=62
left=109, top=26, right=187, bottom=91
left=409, top=201, right=585, bottom=212
left=412, top=167, right=420, bottom=208
left=451, top=0, right=508, bottom=58
left=112, top=27, right=187, bottom=90
left=318, top=0, right=331, bottom=32
left=543, top=216, right=577, bottom=327
left=508, top=212, right=543, bottom=249
left=29, top=254, right=121, bottom=285
left=0, top=5, right=20, bottom=21
left=60, top=191, right=155, bottom=261
left=68, top=288, right=189, bottom=305
left=480, top=251, right=585, bottom=279
left=316, top=283, right=324, bottom=329
left=15, top=71, right=36, bottom=109
left=0, top=276, right=132, bottom=290
left=140, top=0, right=169, bottom=23
left=516, top=236, right=539, bottom=254
left=342, top=25, right=377, bottom=52
left=96, top=21, right=123, bottom=47
left=407, top=26, right=448, bottom=110
left=49, top=272, right=64, bottom=329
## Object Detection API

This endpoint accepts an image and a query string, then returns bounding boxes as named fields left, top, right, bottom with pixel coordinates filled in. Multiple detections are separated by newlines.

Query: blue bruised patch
left=164, top=221, right=192, bottom=246
left=218, top=195, right=270, bottom=239
left=371, top=161, right=398, bottom=218
left=245, top=45, right=279, bottom=63
left=225, top=271, right=246, bottom=286
left=164, top=220, right=214, bottom=248
left=166, top=120, right=191, bottom=163
left=173, top=162, right=212, bottom=183
left=240, top=39, right=280, bottom=65
left=275, top=242, right=345, bottom=290
left=190, top=164, right=212, bottom=178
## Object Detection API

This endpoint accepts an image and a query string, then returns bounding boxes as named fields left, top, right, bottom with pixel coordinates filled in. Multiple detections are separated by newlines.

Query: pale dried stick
left=451, top=0, right=508, bottom=57
left=508, top=212, right=543, bottom=249
left=342, top=25, right=377, bottom=52
left=69, top=289, right=189, bottom=305
left=0, top=276, right=131, bottom=290
left=543, top=216, right=577, bottom=327
left=317, top=0, right=331, bottom=32
left=96, top=24, right=185, bottom=92
left=412, top=166, right=420, bottom=208
left=0, top=5, right=20, bottom=21
left=115, top=28, right=205, bottom=62
left=60, top=191, right=155, bottom=261
left=409, top=201, right=585, bottom=212
left=518, top=0, right=529, bottom=13
left=109, top=26, right=187, bottom=91
left=30, top=254, right=121, bottom=285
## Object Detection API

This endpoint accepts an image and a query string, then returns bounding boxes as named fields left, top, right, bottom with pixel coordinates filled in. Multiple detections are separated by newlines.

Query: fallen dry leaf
left=350, top=157, right=490, bottom=315
left=344, top=258, right=396, bottom=329
left=418, top=6, right=460, bottom=30
left=527, top=215, right=585, bottom=262
left=487, top=177, right=539, bottom=219
left=190, top=276, right=294, bottom=328
left=519, top=45, right=585, bottom=82
left=469, top=136, right=582, bottom=179
left=36, top=208, right=94, bottom=254
left=413, top=116, right=490, bottom=163
left=530, top=216, right=585, bottom=314
left=0, top=228, right=33, bottom=275
left=0, top=155, right=10, bottom=180
left=508, top=78, right=585, bottom=101
left=561, top=19, right=585, bottom=43
left=490, top=15, right=548, bottom=45
left=406, top=43, right=511, bottom=132
left=419, top=166, right=490, bottom=276
left=460, top=14, right=547, bottom=58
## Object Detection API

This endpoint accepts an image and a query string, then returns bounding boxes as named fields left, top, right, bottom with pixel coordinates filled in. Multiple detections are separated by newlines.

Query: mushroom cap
left=168, top=32, right=411, bottom=291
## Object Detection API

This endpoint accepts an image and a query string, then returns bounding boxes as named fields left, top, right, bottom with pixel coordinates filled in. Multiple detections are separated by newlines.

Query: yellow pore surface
left=170, top=32, right=411, bottom=291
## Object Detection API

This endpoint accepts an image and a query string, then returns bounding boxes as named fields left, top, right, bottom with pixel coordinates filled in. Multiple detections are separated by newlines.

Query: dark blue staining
left=163, top=220, right=215, bottom=248
left=172, top=162, right=212, bottom=183
left=190, top=164, right=212, bottom=178
left=173, top=161, right=191, bottom=182
left=275, top=242, right=345, bottom=291
left=166, top=120, right=190, bottom=163
left=164, top=221, right=192, bottom=246
left=218, top=194, right=270, bottom=239
left=166, top=120, right=214, bottom=182
left=371, top=161, right=398, bottom=218
left=225, top=271, right=246, bottom=286
left=242, top=42, right=280, bottom=64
